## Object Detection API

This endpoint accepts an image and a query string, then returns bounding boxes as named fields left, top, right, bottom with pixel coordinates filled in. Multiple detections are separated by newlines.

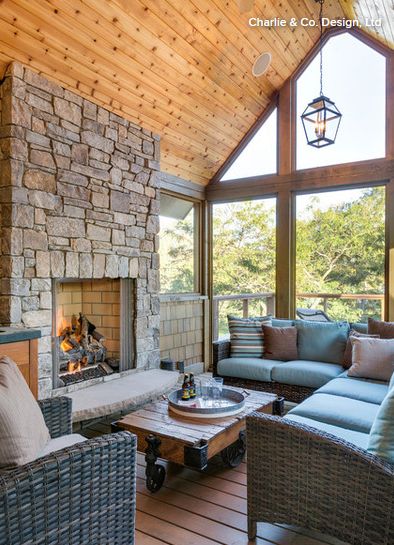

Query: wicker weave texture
left=0, top=398, right=136, bottom=545
left=213, top=339, right=315, bottom=403
left=38, top=397, right=72, bottom=438
left=246, top=413, right=394, bottom=545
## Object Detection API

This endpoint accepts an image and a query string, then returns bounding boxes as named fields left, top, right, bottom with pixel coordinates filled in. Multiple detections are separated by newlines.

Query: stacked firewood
left=59, top=313, right=107, bottom=371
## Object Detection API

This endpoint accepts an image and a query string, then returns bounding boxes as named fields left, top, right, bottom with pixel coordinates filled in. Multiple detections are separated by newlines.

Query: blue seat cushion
left=368, top=380, right=394, bottom=463
left=271, top=318, right=295, bottom=328
left=317, top=376, right=389, bottom=405
left=285, top=414, right=370, bottom=450
left=271, top=360, right=343, bottom=388
left=350, top=322, right=368, bottom=334
left=288, top=393, right=380, bottom=433
left=295, top=320, right=349, bottom=364
left=217, top=357, right=283, bottom=382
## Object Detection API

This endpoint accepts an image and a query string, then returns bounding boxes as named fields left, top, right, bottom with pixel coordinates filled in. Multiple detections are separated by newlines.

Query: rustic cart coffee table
left=114, top=387, right=277, bottom=492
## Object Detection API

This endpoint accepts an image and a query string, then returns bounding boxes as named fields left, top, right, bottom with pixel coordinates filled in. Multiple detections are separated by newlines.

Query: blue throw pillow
left=368, top=378, right=394, bottom=463
left=295, top=320, right=349, bottom=364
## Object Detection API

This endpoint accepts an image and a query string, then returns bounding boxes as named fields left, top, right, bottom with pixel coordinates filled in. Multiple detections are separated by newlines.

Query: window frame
left=159, top=190, right=202, bottom=296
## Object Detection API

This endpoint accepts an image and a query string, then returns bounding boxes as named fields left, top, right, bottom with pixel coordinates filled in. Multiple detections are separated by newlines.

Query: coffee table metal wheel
left=220, top=430, right=246, bottom=468
left=145, top=434, right=166, bottom=492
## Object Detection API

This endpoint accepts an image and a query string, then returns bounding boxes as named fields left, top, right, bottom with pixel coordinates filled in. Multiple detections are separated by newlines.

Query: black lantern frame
left=301, top=95, right=342, bottom=148
left=300, top=0, right=342, bottom=148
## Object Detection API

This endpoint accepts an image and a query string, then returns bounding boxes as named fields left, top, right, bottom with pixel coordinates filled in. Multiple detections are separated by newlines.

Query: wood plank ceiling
left=0, top=0, right=392, bottom=185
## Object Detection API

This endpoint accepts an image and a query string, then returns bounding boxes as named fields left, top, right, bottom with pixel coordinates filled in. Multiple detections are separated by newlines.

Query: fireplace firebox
left=53, top=279, right=135, bottom=389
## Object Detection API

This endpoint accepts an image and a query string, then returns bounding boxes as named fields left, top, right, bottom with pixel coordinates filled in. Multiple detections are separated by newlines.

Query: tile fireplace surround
left=0, top=62, right=161, bottom=398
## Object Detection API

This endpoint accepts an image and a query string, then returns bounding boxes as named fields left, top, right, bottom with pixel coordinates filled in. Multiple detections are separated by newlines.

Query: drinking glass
left=200, top=377, right=211, bottom=401
left=210, top=377, right=223, bottom=401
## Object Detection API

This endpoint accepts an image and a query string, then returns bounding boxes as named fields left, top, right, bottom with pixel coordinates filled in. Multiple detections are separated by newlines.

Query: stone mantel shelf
left=0, top=327, right=41, bottom=344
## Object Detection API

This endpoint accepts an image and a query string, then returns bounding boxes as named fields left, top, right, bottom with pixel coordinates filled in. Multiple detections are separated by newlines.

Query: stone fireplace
left=0, top=62, right=161, bottom=398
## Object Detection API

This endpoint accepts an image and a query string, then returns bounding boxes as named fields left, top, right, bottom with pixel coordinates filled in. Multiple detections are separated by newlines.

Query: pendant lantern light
left=301, top=0, right=342, bottom=148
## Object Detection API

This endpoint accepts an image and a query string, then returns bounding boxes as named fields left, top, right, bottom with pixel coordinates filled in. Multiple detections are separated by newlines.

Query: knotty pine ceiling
left=0, top=0, right=392, bottom=185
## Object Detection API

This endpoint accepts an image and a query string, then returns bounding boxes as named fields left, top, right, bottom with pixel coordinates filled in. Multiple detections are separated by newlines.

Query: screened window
left=295, top=186, right=385, bottom=322
left=212, top=198, right=276, bottom=338
left=220, top=109, right=277, bottom=181
left=297, top=33, right=386, bottom=170
left=159, top=194, right=198, bottom=293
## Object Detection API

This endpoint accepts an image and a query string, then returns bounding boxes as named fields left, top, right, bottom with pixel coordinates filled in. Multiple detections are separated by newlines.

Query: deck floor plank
left=135, top=454, right=343, bottom=545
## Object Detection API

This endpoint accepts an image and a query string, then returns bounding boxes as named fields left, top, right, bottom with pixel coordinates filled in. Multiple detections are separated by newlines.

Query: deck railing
left=212, top=292, right=385, bottom=340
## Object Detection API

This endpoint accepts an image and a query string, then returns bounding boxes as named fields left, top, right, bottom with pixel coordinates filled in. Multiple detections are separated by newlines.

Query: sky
left=220, top=32, right=386, bottom=181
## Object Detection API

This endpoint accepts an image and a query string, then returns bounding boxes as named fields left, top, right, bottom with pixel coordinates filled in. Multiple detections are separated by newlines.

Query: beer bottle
left=181, top=373, right=190, bottom=400
left=189, top=373, right=196, bottom=398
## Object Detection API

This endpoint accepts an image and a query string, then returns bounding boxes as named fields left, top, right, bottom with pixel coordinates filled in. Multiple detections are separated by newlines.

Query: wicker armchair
left=0, top=397, right=137, bottom=545
left=246, top=412, right=394, bottom=545
left=213, top=339, right=315, bottom=403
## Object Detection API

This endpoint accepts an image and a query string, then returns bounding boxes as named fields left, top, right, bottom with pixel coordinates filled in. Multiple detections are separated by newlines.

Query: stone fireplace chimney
left=0, top=63, right=161, bottom=398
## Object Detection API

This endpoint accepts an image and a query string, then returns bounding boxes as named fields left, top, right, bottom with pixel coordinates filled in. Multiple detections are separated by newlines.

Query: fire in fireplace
left=58, top=312, right=112, bottom=386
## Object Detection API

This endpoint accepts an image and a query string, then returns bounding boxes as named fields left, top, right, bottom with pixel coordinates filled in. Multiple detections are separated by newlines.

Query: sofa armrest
left=38, top=396, right=72, bottom=438
left=0, top=431, right=137, bottom=545
left=246, top=413, right=394, bottom=544
left=212, top=339, right=230, bottom=375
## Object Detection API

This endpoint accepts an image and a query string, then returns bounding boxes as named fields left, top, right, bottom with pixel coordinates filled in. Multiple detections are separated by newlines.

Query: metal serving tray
left=167, top=388, right=246, bottom=419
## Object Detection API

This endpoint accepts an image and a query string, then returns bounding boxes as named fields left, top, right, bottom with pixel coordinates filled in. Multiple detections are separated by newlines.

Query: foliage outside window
left=159, top=194, right=197, bottom=294
left=212, top=199, right=276, bottom=337
left=296, top=187, right=385, bottom=322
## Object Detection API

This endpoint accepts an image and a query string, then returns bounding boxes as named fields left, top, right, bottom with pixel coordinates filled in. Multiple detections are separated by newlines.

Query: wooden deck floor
left=135, top=453, right=345, bottom=545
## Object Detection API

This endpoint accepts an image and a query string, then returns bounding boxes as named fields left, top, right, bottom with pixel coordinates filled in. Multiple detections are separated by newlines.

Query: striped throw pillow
left=228, top=315, right=272, bottom=358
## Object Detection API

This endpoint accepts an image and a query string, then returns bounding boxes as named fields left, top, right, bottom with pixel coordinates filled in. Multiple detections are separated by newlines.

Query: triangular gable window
left=297, top=32, right=386, bottom=170
left=220, top=108, right=277, bottom=181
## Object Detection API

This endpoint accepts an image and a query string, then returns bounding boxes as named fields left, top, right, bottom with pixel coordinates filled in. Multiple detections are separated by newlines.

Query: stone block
left=47, top=217, right=85, bottom=237
left=35, top=209, right=46, bottom=225
left=38, top=335, right=52, bottom=354
left=58, top=170, right=88, bottom=187
left=110, top=167, right=122, bottom=185
left=93, top=253, right=106, bottom=277
left=126, top=225, right=145, bottom=240
left=23, top=169, right=56, bottom=192
left=71, top=238, right=91, bottom=252
left=71, top=143, right=89, bottom=165
left=29, top=190, right=61, bottom=210
left=9, top=96, right=32, bottom=129
left=24, top=68, right=63, bottom=97
left=54, top=97, right=82, bottom=126
left=87, top=224, right=111, bottom=242
left=81, top=130, right=114, bottom=154
left=146, top=215, right=159, bottom=234
left=119, top=256, right=129, bottom=277
left=1, top=227, right=23, bottom=255
left=31, top=278, right=51, bottom=292
left=54, top=155, right=71, bottom=169
left=11, top=204, right=34, bottom=228
left=25, top=130, right=50, bottom=148
left=105, top=255, right=119, bottom=278
left=91, top=191, right=109, bottom=208
left=129, top=258, right=139, bottom=278
left=83, top=100, right=97, bottom=120
left=65, top=252, right=79, bottom=277
left=30, top=149, right=56, bottom=169
left=114, top=212, right=136, bottom=226
left=47, top=122, right=80, bottom=144
left=80, top=253, right=93, bottom=278
left=57, top=182, right=90, bottom=201
left=53, top=141, right=71, bottom=157
left=23, top=228, right=48, bottom=250
left=110, top=190, right=130, bottom=213
left=22, top=296, right=40, bottom=311
left=22, top=309, right=52, bottom=328
left=26, top=92, right=53, bottom=114
left=112, top=229, right=125, bottom=245
left=38, top=353, right=53, bottom=379
left=50, top=251, right=65, bottom=277
left=71, top=162, right=110, bottom=182
left=40, top=291, right=52, bottom=309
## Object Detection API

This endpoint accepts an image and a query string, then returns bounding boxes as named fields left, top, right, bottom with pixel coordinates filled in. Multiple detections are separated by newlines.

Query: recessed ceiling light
left=252, top=52, right=272, bottom=77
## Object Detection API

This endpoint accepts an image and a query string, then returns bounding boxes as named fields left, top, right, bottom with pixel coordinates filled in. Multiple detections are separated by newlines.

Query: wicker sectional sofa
left=213, top=318, right=367, bottom=403
left=246, top=371, right=394, bottom=545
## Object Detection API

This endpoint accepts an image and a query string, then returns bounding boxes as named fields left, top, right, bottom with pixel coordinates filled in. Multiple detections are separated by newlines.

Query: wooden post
left=242, top=298, right=248, bottom=318
left=276, top=189, right=295, bottom=319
